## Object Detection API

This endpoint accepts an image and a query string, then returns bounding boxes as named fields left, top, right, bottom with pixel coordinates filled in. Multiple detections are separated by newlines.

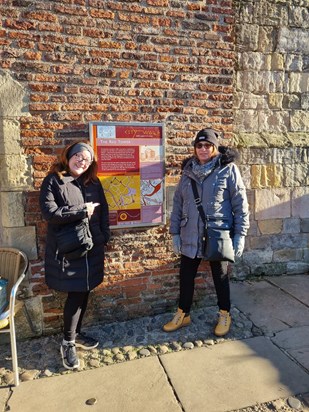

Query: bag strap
left=75, top=179, right=91, bottom=224
left=191, top=179, right=207, bottom=227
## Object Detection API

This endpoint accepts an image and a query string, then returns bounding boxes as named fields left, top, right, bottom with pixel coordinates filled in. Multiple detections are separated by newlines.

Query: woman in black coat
left=39, top=141, right=110, bottom=370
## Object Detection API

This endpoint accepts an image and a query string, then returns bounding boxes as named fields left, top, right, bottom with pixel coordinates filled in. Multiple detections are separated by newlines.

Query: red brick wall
left=1, top=0, right=235, bottom=333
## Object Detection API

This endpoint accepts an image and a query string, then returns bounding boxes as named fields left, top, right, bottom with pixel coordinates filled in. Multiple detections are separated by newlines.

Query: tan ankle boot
left=214, top=310, right=231, bottom=337
left=162, top=308, right=191, bottom=332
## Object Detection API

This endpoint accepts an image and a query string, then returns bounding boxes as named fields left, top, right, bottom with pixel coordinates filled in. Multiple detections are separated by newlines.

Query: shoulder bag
left=191, top=179, right=235, bottom=263
left=56, top=218, right=93, bottom=260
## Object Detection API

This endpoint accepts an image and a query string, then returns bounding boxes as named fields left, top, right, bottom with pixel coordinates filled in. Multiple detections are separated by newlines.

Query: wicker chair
left=0, top=247, right=29, bottom=386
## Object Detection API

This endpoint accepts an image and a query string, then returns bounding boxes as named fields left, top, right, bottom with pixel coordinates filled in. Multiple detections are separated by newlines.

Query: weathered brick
left=29, top=103, right=61, bottom=111
left=54, top=4, right=88, bottom=16
left=23, top=51, right=42, bottom=61
left=5, top=19, right=35, bottom=30
left=23, top=11, right=57, bottom=22
left=89, top=9, right=114, bottom=19
left=118, top=13, right=150, bottom=24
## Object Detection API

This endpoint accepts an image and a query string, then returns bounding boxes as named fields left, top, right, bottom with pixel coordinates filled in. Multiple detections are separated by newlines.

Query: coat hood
left=181, top=146, right=239, bottom=170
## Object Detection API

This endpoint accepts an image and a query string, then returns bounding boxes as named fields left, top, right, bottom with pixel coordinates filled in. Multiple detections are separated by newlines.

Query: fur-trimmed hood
left=181, top=146, right=239, bottom=170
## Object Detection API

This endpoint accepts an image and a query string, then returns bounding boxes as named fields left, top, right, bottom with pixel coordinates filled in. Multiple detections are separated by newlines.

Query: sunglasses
left=196, top=143, right=213, bottom=149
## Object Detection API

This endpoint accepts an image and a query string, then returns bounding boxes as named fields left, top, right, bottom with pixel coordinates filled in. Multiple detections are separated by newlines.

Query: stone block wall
left=234, top=0, right=309, bottom=279
left=0, top=0, right=308, bottom=337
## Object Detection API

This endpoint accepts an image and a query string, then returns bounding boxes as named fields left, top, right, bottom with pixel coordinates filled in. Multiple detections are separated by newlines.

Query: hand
left=86, top=202, right=100, bottom=217
left=233, top=234, right=245, bottom=257
left=172, top=234, right=181, bottom=255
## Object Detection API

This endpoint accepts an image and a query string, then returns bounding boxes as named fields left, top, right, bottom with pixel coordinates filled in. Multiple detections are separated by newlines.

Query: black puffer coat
left=39, top=172, right=110, bottom=292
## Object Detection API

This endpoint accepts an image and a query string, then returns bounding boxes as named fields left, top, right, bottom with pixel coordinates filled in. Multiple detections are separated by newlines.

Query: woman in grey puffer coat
left=163, top=128, right=249, bottom=337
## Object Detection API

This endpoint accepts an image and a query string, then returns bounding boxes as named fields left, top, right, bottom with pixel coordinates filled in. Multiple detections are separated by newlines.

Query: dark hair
left=49, top=141, right=98, bottom=185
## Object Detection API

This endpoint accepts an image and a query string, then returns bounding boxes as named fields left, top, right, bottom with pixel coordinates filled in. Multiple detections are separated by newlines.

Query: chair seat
left=0, top=317, right=9, bottom=329
left=0, top=308, right=10, bottom=322
left=0, top=299, right=24, bottom=326
left=0, top=247, right=29, bottom=386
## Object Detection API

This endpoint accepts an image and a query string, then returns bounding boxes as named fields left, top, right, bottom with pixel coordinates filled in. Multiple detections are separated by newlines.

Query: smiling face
left=68, top=150, right=92, bottom=177
left=194, top=142, right=216, bottom=164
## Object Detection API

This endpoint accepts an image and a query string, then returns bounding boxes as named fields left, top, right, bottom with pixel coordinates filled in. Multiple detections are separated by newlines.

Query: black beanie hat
left=193, top=128, right=220, bottom=149
left=68, top=142, right=94, bottom=161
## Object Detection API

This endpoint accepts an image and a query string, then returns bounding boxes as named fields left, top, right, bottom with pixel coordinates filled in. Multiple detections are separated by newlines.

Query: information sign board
left=89, top=122, right=165, bottom=229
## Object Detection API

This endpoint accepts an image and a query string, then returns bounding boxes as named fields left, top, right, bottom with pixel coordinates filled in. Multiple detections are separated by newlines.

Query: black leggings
left=63, top=291, right=90, bottom=341
left=178, top=255, right=230, bottom=313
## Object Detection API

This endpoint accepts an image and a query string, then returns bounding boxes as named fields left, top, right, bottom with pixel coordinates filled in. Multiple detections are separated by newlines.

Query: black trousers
left=63, top=291, right=90, bottom=341
left=178, top=254, right=230, bottom=313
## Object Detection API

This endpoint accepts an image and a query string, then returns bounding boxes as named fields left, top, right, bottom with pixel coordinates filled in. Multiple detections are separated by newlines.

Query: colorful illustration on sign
left=141, top=179, right=163, bottom=206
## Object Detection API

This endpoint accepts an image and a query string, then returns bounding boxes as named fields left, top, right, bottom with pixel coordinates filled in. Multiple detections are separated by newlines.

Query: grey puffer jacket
left=39, top=172, right=110, bottom=292
left=170, top=147, right=249, bottom=259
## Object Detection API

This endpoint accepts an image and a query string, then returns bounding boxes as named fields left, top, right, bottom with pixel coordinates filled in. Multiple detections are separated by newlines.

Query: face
left=68, top=151, right=92, bottom=177
left=195, top=142, right=215, bottom=164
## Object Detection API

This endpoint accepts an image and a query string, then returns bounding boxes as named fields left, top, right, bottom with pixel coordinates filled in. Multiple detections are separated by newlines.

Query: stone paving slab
left=265, top=275, right=309, bottom=304
left=0, top=388, right=9, bottom=412
left=8, top=356, right=181, bottom=412
left=160, top=336, right=309, bottom=412
left=230, top=280, right=309, bottom=335
left=271, top=326, right=309, bottom=371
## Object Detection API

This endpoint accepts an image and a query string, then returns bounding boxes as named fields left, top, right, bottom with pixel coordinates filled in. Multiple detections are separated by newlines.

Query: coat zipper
left=196, top=180, right=204, bottom=252
left=86, top=252, right=90, bottom=290
left=76, top=178, right=90, bottom=290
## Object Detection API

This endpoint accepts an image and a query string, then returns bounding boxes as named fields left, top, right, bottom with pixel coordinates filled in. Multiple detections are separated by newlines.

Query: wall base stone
left=0, top=192, right=25, bottom=227
left=24, top=297, right=43, bottom=337
left=287, top=262, right=309, bottom=275
left=251, top=262, right=287, bottom=277
left=2, top=226, right=37, bottom=260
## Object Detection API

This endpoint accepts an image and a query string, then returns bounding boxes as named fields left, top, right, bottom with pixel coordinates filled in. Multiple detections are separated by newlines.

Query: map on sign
left=141, top=179, right=163, bottom=206
left=100, top=175, right=141, bottom=209
left=90, top=122, right=165, bottom=228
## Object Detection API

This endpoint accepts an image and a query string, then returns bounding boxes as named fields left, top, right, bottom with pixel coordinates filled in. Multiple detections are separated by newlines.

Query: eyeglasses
left=196, top=143, right=213, bottom=149
left=74, top=153, right=92, bottom=166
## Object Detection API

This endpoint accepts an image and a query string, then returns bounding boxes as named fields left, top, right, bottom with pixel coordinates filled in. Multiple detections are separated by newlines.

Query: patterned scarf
left=191, top=156, right=220, bottom=182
